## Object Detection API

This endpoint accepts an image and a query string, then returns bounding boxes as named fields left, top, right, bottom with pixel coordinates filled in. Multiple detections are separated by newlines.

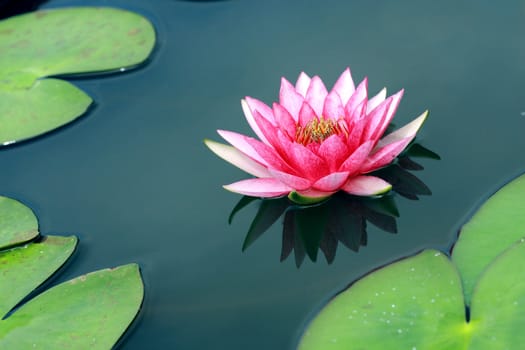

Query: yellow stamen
left=295, top=117, right=347, bottom=145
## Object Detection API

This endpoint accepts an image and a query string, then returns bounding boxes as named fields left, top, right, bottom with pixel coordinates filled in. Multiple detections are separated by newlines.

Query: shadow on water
left=0, top=0, right=48, bottom=19
left=229, top=142, right=440, bottom=267
left=176, top=0, right=230, bottom=2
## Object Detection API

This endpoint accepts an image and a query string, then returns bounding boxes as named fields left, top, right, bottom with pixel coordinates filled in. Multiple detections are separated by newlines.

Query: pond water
left=1, top=0, right=525, bottom=348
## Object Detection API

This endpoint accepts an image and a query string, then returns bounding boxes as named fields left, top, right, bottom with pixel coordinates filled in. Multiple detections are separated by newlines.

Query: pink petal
left=251, top=109, right=289, bottom=157
left=273, top=103, right=297, bottom=140
left=241, top=99, right=271, bottom=145
left=205, top=139, right=271, bottom=178
left=298, top=101, right=318, bottom=127
left=306, top=141, right=320, bottom=154
left=295, top=72, right=311, bottom=97
left=344, top=78, right=368, bottom=123
left=312, top=171, right=350, bottom=191
left=277, top=132, right=329, bottom=181
left=359, top=111, right=427, bottom=173
left=342, top=175, right=392, bottom=196
left=323, top=90, right=344, bottom=120
left=339, top=140, right=374, bottom=175
left=370, top=89, right=404, bottom=142
left=268, top=168, right=312, bottom=190
left=253, top=108, right=302, bottom=173
left=289, top=146, right=329, bottom=179
left=279, top=77, right=304, bottom=120
left=224, top=178, right=291, bottom=197
left=245, top=96, right=275, bottom=123
left=218, top=129, right=269, bottom=166
left=218, top=129, right=292, bottom=172
left=305, top=76, right=328, bottom=117
left=345, top=100, right=368, bottom=152
left=317, top=134, right=349, bottom=171
left=366, top=88, right=387, bottom=113
left=333, top=67, right=356, bottom=105
left=360, top=97, right=393, bottom=143
left=289, top=145, right=329, bottom=180
left=375, top=110, right=427, bottom=150
left=360, top=137, right=413, bottom=173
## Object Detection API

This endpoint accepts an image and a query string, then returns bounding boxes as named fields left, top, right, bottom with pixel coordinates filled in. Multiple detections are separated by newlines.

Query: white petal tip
left=222, top=184, right=237, bottom=193
left=413, top=110, right=429, bottom=131
left=343, top=176, right=393, bottom=197
left=373, top=183, right=393, bottom=195
left=204, top=138, right=223, bottom=153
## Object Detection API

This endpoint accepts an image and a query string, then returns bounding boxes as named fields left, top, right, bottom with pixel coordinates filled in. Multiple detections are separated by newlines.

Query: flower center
left=295, top=117, right=347, bottom=145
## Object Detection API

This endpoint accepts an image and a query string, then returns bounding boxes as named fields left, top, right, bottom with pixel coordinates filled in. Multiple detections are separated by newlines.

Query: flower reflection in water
left=229, top=142, right=439, bottom=267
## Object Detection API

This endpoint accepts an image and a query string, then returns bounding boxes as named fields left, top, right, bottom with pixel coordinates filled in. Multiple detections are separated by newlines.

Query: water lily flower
left=205, top=68, right=427, bottom=204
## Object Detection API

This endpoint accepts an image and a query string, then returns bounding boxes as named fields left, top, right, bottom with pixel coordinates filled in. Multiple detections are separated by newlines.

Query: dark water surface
left=1, top=0, right=525, bottom=348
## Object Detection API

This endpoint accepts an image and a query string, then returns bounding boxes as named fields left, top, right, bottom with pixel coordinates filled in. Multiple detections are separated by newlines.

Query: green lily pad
left=0, top=7, right=156, bottom=145
left=300, top=243, right=525, bottom=349
left=300, top=172, right=525, bottom=349
left=468, top=239, right=525, bottom=348
left=298, top=250, right=467, bottom=349
left=0, top=264, right=143, bottom=349
left=0, top=196, right=144, bottom=348
left=452, top=173, right=525, bottom=305
left=0, top=196, right=39, bottom=249
left=0, top=78, right=92, bottom=145
left=0, top=235, right=77, bottom=318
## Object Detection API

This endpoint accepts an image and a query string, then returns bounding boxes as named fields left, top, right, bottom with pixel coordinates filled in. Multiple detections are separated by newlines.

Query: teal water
left=1, top=0, right=525, bottom=348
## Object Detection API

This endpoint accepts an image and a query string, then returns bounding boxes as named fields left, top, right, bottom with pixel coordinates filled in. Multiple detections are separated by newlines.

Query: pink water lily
left=206, top=68, right=427, bottom=203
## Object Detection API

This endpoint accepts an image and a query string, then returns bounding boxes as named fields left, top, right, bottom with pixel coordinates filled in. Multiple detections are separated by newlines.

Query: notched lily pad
left=0, top=264, right=144, bottom=349
left=0, top=78, right=92, bottom=145
left=0, top=195, right=39, bottom=249
left=0, top=195, right=144, bottom=348
left=300, top=172, right=525, bottom=349
left=299, top=250, right=466, bottom=350
left=0, top=235, right=78, bottom=317
left=0, top=7, right=156, bottom=145
left=468, top=238, right=525, bottom=348
left=452, top=173, right=525, bottom=305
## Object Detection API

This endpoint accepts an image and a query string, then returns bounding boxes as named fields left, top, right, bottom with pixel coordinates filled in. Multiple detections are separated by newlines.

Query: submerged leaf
left=405, top=143, right=441, bottom=160
left=295, top=204, right=329, bottom=261
left=228, top=196, right=258, bottom=224
left=281, top=211, right=296, bottom=262
left=374, top=164, right=432, bottom=199
left=397, top=155, right=424, bottom=170
left=327, top=196, right=365, bottom=252
left=242, top=197, right=288, bottom=251
left=361, top=195, right=400, bottom=218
